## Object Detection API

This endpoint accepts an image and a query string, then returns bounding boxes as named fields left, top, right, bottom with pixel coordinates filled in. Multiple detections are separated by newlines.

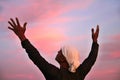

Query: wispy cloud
left=100, top=34, right=120, bottom=60
left=3, top=73, right=38, bottom=80
left=26, top=25, right=67, bottom=54
left=93, top=67, right=119, bottom=80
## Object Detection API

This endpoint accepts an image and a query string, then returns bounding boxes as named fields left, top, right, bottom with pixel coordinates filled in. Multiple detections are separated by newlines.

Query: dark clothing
left=21, top=39, right=99, bottom=80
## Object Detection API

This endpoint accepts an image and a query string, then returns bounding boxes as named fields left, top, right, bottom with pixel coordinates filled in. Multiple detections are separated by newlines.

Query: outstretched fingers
left=8, top=18, right=17, bottom=29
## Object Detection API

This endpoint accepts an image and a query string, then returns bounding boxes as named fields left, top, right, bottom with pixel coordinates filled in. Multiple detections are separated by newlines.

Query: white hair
left=62, top=45, right=80, bottom=73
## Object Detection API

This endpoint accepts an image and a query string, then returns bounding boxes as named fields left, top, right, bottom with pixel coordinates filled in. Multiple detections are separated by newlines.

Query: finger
left=96, top=25, right=99, bottom=34
left=91, top=28, right=94, bottom=39
left=10, top=18, right=17, bottom=27
left=97, top=25, right=99, bottom=33
left=16, top=17, right=20, bottom=26
left=91, top=28, right=94, bottom=35
left=23, top=22, right=27, bottom=30
left=8, top=26, right=14, bottom=31
left=8, top=21, right=14, bottom=28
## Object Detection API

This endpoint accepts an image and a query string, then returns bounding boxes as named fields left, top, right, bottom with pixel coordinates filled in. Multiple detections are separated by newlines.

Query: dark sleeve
left=21, top=39, right=59, bottom=78
left=78, top=42, right=99, bottom=76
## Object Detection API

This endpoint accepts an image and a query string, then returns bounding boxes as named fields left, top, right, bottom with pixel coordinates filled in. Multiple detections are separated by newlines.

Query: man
left=8, top=18, right=99, bottom=80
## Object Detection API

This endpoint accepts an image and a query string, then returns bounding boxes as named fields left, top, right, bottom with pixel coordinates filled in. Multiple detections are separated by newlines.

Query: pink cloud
left=100, top=46, right=120, bottom=60
left=93, top=68, right=119, bottom=80
left=20, top=0, right=94, bottom=23
left=41, top=17, right=77, bottom=25
left=66, top=0, right=94, bottom=10
left=100, top=34, right=120, bottom=60
left=0, top=0, right=94, bottom=22
left=25, top=22, right=88, bottom=54
left=26, top=26, right=67, bottom=54
left=3, top=73, right=38, bottom=80
left=109, top=34, right=120, bottom=40
left=0, top=16, right=4, bottom=22
left=109, top=51, right=120, bottom=60
left=0, top=0, right=62, bottom=22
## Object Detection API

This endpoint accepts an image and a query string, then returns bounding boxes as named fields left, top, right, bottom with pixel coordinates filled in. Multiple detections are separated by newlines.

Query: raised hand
left=91, top=25, right=99, bottom=42
left=8, top=17, right=27, bottom=41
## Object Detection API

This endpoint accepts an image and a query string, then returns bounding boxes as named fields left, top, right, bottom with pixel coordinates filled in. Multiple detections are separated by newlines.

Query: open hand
left=8, top=17, right=27, bottom=41
left=91, top=25, right=99, bottom=42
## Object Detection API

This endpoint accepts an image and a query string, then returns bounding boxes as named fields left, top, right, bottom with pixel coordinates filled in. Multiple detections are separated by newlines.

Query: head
left=55, top=49, right=69, bottom=69
left=55, top=46, right=80, bottom=73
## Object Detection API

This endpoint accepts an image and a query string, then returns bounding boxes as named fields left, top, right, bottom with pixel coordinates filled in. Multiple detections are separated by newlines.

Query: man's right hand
left=91, top=25, right=99, bottom=43
left=8, top=17, right=27, bottom=41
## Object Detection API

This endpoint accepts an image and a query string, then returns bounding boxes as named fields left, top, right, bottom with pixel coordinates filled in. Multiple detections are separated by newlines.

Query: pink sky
left=0, top=0, right=120, bottom=80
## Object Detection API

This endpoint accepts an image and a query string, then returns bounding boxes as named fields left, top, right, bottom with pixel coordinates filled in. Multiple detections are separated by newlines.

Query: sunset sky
left=0, top=0, right=120, bottom=80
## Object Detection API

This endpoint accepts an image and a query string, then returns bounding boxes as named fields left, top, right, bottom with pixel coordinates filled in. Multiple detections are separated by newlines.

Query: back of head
left=61, top=45, right=80, bottom=73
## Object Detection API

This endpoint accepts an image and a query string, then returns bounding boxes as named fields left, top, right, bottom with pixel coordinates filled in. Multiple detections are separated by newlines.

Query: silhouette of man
left=8, top=18, right=99, bottom=80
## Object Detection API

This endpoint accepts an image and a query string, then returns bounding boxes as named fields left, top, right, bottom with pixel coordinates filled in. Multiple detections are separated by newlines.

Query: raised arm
left=8, top=18, right=59, bottom=79
left=79, top=25, right=99, bottom=76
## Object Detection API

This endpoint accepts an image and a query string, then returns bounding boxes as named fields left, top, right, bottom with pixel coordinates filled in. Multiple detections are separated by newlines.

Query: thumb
left=91, top=28, right=94, bottom=39
left=23, top=22, right=27, bottom=30
left=91, top=28, right=94, bottom=35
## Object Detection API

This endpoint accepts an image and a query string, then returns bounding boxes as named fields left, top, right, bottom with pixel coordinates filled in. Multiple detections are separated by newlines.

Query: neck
left=60, top=62, right=69, bottom=69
